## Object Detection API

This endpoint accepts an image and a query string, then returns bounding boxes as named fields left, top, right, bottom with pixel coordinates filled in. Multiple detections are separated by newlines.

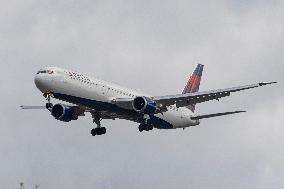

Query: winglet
left=259, top=82, right=277, bottom=86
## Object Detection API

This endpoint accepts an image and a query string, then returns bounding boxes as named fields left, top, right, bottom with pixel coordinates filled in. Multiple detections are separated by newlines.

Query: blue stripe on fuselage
left=148, top=115, right=173, bottom=129
left=52, top=93, right=173, bottom=129
left=53, top=93, right=126, bottom=112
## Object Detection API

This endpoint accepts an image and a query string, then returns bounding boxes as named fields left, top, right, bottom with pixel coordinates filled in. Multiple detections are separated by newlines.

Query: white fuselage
left=34, top=67, right=199, bottom=129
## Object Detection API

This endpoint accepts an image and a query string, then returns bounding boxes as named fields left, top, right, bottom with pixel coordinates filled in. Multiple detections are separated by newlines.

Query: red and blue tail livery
left=182, top=64, right=204, bottom=94
left=182, top=64, right=204, bottom=112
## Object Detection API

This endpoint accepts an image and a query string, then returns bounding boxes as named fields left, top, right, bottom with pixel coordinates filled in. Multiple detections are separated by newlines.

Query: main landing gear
left=91, top=112, right=106, bottom=136
left=138, top=124, right=153, bottom=132
left=138, top=115, right=154, bottom=132
left=91, top=127, right=106, bottom=136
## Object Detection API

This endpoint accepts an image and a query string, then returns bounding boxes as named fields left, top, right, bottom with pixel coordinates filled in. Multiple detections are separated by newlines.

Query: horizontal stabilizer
left=20, top=105, right=46, bottom=109
left=191, top=111, right=246, bottom=120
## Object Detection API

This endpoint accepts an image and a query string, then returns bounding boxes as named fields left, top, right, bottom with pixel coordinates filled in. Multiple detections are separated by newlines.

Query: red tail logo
left=182, top=64, right=204, bottom=112
left=182, top=64, right=203, bottom=94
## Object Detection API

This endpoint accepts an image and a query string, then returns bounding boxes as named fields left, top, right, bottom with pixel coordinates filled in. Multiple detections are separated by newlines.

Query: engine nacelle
left=132, top=96, right=157, bottom=114
left=51, top=104, right=78, bottom=122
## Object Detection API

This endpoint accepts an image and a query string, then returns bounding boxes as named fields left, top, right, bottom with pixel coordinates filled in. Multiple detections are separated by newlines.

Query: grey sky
left=0, top=0, right=283, bottom=188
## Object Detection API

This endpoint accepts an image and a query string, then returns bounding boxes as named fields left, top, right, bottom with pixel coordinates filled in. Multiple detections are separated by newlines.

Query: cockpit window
left=37, top=70, right=54, bottom=74
left=37, top=70, right=47, bottom=74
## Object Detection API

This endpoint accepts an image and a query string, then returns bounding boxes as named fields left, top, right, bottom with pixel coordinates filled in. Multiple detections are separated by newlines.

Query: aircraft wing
left=153, top=82, right=276, bottom=108
left=113, top=82, right=276, bottom=111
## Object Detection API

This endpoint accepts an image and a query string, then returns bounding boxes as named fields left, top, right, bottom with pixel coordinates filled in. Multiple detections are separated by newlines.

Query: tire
left=91, top=128, right=97, bottom=136
left=100, top=127, right=106, bottom=135
left=46, top=103, right=53, bottom=109
left=139, top=124, right=144, bottom=132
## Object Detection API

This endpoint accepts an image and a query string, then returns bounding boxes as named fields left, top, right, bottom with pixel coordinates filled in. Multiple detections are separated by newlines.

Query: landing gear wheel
left=138, top=124, right=153, bottom=132
left=91, top=128, right=97, bottom=136
left=46, top=103, right=53, bottom=109
left=91, top=127, right=106, bottom=136
left=139, top=125, right=144, bottom=132
left=147, top=125, right=153, bottom=131
left=99, top=127, right=106, bottom=135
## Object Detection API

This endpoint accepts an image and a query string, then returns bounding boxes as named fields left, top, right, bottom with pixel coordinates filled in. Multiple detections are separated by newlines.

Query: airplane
left=21, top=64, right=276, bottom=136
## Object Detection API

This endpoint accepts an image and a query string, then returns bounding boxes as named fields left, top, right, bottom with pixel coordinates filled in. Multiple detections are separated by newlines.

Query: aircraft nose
left=34, top=74, right=51, bottom=93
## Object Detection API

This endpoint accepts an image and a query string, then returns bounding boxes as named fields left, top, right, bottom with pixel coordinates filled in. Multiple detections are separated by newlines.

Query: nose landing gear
left=44, top=93, right=53, bottom=109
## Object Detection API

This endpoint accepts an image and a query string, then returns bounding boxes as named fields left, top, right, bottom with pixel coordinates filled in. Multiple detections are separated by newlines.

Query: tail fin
left=182, top=64, right=204, bottom=94
left=182, top=64, right=204, bottom=112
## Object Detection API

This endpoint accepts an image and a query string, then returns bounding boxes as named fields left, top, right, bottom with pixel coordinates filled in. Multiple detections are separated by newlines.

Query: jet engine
left=51, top=104, right=78, bottom=122
left=132, top=96, right=157, bottom=114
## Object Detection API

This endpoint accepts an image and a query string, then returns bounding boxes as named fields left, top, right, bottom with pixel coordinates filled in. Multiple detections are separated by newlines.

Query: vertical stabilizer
left=182, top=64, right=204, bottom=112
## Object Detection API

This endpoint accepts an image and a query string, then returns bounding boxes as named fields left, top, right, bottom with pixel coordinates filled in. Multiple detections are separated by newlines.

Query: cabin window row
left=70, top=76, right=135, bottom=97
